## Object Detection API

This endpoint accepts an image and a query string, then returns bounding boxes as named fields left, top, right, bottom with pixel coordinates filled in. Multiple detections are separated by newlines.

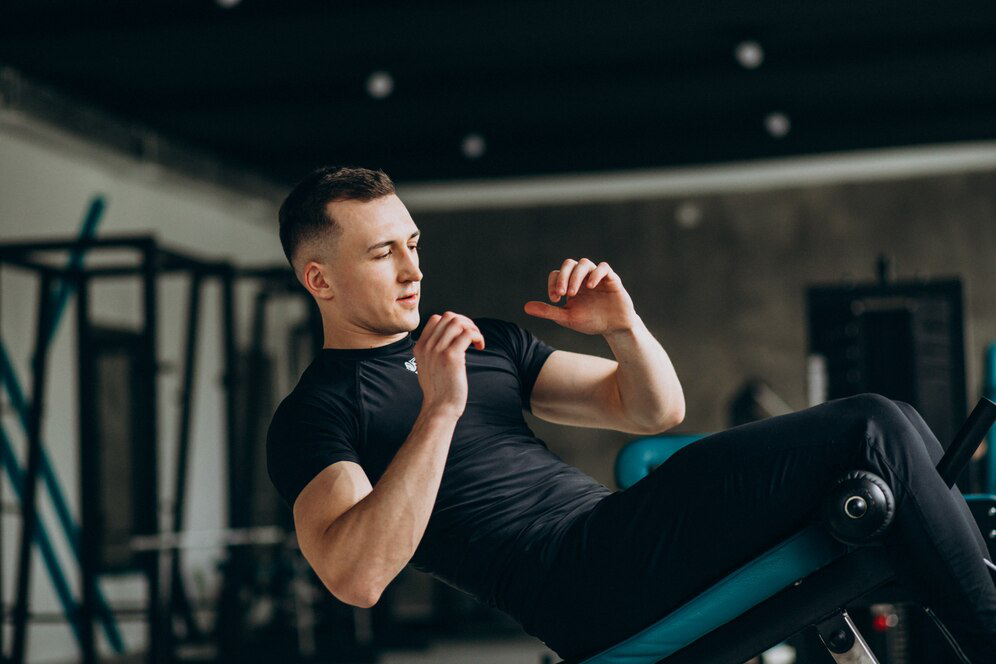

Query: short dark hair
left=278, top=166, right=396, bottom=268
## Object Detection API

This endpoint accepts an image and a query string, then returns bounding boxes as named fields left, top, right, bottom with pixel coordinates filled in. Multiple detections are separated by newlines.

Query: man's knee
left=842, top=393, right=932, bottom=459
left=844, top=393, right=903, bottom=420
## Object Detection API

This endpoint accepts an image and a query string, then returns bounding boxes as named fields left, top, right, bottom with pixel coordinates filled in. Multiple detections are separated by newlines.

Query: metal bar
left=937, top=398, right=996, bottom=488
left=0, top=254, right=69, bottom=277
left=141, top=243, right=167, bottom=664
left=154, top=247, right=224, bottom=273
left=11, top=273, right=55, bottom=664
left=168, top=271, right=203, bottom=641
left=216, top=267, right=242, bottom=659
left=1, top=262, right=4, bottom=664
left=0, top=235, right=156, bottom=255
left=84, top=265, right=212, bottom=278
left=76, top=274, right=98, bottom=664
left=1, top=264, right=4, bottom=664
left=816, top=610, right=879, bottom=663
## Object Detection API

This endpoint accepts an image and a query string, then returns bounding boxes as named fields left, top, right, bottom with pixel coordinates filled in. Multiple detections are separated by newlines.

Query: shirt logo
left=405, top=357, right=418, bottom=374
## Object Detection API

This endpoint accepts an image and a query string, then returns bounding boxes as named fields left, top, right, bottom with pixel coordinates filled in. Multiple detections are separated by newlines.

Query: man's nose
left=399, top=252, right=422, bottom=282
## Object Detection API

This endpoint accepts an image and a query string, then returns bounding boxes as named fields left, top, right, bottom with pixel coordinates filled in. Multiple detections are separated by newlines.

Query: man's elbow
left=668, top=400, right=686, bottom=429
left=345, top=587, right=382, bottom=609
left=323, top=571, right=384, bottom=609
left=639, top=402, right=685, bottom=435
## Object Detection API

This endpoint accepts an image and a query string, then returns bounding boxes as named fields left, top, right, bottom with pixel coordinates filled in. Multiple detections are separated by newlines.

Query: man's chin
left=386, top=309, right=420, bottom=333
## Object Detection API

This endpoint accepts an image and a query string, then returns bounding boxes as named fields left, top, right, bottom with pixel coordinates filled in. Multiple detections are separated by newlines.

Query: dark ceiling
left=2, top=1, right=996, bottom=186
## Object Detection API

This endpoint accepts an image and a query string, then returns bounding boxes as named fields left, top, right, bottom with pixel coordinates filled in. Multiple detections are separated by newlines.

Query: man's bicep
left=293, top=460, right=373, bottom=563
left=529, top=349, right=627, bottom=430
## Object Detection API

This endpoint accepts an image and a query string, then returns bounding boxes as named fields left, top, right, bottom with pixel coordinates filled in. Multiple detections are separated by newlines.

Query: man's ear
left=301, top=260, right=334, bottom=301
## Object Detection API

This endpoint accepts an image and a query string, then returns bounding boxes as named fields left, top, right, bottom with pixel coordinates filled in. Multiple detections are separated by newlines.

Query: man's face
left=323, top=194, right=422, bottom=337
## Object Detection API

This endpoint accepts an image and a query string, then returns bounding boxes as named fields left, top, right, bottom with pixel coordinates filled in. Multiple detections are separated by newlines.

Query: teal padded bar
left=579, top=524, right=848, bottom=663
left=614, top=435, right=704, bottom=490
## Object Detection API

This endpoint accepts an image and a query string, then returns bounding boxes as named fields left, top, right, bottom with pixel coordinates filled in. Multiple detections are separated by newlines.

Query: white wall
left=0, top=116, right=295, bottom=662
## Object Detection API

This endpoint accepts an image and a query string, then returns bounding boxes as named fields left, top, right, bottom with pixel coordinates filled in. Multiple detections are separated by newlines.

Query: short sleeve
left=266, top=393, right=361, bottom=509
left=475, top=318, right=555, bottom=412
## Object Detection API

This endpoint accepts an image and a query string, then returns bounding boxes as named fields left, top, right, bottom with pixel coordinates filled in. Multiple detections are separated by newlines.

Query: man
left=267, top=166, right=996, bottom=662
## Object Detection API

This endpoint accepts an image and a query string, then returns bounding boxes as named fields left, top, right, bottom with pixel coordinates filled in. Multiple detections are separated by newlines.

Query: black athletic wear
left=268, top=319, right=996, bottom=661
left=266, top=318, right=610, bottom=630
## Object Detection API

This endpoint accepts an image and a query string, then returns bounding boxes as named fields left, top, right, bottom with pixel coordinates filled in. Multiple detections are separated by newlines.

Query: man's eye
left=376, top=252, right=390, bottom=259
left=409, top=244, right=419, bottom=252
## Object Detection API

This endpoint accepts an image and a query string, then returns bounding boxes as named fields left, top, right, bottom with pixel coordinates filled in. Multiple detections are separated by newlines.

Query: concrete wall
left=409, top=166, right=996, bottom=488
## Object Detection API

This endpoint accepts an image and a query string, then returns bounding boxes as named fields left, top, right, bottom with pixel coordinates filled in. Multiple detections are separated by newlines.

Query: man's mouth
left=398, top=292, right=419, bottom=302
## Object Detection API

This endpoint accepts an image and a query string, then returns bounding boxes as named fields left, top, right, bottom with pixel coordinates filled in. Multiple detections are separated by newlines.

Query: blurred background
left=1, top=1, right=996, bottom=663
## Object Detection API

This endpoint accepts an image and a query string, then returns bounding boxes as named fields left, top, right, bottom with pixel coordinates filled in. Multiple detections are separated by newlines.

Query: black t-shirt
left=266, top=318, right=611, bottom=629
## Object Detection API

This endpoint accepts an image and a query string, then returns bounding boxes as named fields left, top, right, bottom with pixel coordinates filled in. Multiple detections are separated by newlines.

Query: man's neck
left=323, top=327, right=409, bottom=350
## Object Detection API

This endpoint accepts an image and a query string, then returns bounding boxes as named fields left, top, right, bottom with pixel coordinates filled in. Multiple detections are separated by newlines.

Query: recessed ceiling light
left=765, top=112, right=790, bottom=138
left=735, top=41, right=764, bottom=69
left=676, top=202, right=703, bottom=229
left=366, top=71, right=394, bottom=99
left=462, top=133, right=486, bottom=159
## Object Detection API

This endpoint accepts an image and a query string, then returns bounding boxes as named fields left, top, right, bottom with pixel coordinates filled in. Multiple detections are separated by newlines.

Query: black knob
left=823, top=470, right=895, bottom=546
left=844, top=496, right=867, bottom=519
left=827, top=628, right=854, bottom=652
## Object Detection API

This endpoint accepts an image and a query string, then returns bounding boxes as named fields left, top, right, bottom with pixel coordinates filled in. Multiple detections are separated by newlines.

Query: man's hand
left=414, top=312, right=485, bottom=418
left=524, top=258, right=637, bottom=335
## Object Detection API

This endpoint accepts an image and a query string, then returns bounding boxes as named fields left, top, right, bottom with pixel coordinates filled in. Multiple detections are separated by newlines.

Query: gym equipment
left=0, top=236, right=235, bottom=664
left=0, top=197, right=127, bottom=658
left=563, top=397, right=996, bottom=664
left=807, top=259, right=968, bottom=473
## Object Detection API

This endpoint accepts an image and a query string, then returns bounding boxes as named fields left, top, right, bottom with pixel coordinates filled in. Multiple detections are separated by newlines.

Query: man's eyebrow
left=365, top=230, right=420, bottom=253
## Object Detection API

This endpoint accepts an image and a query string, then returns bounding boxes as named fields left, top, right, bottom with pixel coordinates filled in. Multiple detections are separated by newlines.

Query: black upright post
left=141, top=244, right=165, bottom=664
left=217, top=268, right=241, bottom=660
left=168, top=272, right=203, bottom=643
left=76, top=272, right=98, bottom=664
left=1, top=264, right=5, bottom=664
left=10, top=273, right=55, bottom=664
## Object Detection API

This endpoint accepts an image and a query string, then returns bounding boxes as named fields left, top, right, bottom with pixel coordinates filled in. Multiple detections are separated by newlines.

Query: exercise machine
left=560, top=397, right=996, bottom=663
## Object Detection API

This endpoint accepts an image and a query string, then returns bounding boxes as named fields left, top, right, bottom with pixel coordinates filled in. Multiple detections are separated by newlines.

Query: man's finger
left=556, top=259, right=577, bottom=298
left=423, top=312, right=460, bottom=351
left=417, top=314, right=443, bottom=348
left=524, top=301, right=568, bottom=324
left=586, top=262, right=612, bottom=289
left=448, top=328, right=482, bottom=355
left=435, top=317, right=483, bottom=353
left=567, top=258, right=595, bottom=296
left=547, top=270, right=560, bottom=302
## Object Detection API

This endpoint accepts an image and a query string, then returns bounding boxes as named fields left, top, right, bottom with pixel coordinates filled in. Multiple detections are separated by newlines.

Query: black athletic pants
left=529, top=394, right=996, bottom=662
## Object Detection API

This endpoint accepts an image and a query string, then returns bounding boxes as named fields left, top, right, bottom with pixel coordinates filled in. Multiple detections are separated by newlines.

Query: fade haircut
left=278, top=165, right=396, bottom=269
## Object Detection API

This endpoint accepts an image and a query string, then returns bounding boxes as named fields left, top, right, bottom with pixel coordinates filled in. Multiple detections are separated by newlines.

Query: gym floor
left=380, top=637, right=555, bottom=663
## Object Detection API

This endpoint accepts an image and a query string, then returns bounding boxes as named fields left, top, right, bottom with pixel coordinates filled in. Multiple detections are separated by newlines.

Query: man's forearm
left=319, top=406, right=458, bottom=605
left=604, top=314, right=685, bottom=431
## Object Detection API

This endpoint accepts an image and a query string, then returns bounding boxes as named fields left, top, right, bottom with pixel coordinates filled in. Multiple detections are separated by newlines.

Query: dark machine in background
left=807, top=257, right=971, bottom=487
left=805, top=257, right=976, bottom=664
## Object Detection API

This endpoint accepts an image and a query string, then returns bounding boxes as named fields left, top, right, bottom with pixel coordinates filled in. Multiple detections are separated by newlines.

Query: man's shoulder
left=272, top=361, right=360, bottom=424
left=470, top=316, right=533, bottom=338
left=414, top=315, right=530, bottom=343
